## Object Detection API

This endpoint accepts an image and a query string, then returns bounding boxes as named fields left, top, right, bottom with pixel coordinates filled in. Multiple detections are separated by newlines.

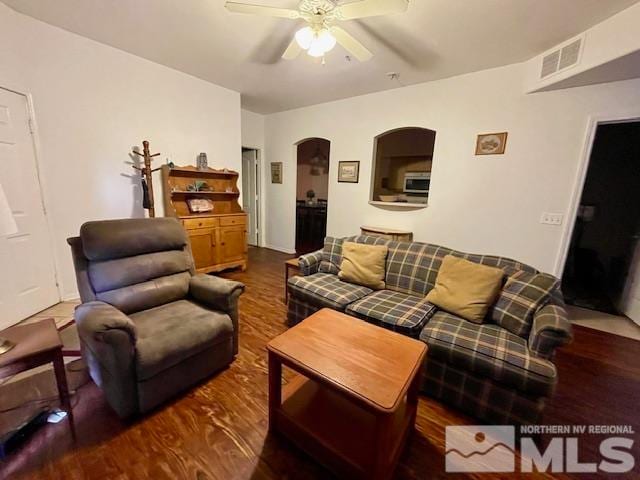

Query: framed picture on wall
left=475, top=132, right=508, bottom=155
left=270, top=162, right=283, bottom=184
left=338, top=161, right=360, bottom=183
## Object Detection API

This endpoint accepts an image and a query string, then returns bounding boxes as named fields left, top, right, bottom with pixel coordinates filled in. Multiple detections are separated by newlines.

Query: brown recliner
left=67, top=217, right=244, bottom=418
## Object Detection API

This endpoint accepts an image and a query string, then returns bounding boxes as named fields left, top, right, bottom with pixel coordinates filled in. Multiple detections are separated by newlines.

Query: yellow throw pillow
left=338, top=242, right=388, bottom=290
left=426, top=255, right=505, bottom=324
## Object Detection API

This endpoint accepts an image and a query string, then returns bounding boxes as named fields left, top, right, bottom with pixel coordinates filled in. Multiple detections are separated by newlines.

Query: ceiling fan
left=224, top=0, right=409, bottom=62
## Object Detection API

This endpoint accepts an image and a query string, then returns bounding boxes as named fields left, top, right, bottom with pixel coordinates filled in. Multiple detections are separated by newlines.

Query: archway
left=295, top=138, right=330, bottom=254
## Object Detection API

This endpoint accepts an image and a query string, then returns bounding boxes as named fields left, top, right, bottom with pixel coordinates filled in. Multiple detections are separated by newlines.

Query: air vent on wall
left=540, top=37, right=583, bottom=79
left=559, top=39, right=582, bottom=69
left=541, top=50, right=560, bottom=78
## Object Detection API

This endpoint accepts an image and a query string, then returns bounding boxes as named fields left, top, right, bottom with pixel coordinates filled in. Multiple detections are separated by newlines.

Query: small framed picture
left=270, top=162, right=282, bottom=184
left=475, top=132, right=508, bottom=155
left=338, top=161, right=360, bottom=183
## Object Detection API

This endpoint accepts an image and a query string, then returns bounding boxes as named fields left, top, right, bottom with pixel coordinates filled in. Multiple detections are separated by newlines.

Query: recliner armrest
left=528, top=303, right=573, bottom=359
left=74, top=301, right=139, bottom=418
left=190, top=274, right=244, bottom=355
left=75, top=301, right=137, bottom=343
left=189, top=274, right=245, bottom=313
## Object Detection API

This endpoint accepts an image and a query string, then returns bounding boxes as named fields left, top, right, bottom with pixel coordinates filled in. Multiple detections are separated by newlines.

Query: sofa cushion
left=288, top=273, right=373, bottom=310
left=420, top=311, right=557, bottom=397
left=451, top=251, right=537, bottom=275
left=318, top=237, right=344, bottom=274
left=425, top=255, right=505, bottom=323
left=318, top=236, right=540, bottom=298
left=384, top=243, right=537, bottom=297
left=131, top=299, right=233, bottom=380
left=346, top=290, right=436, bottom=337
left=491, top=271, right=559, bottom=337
left=318, top=235, right=390, bottom=275
left=384, top=242, right=454, bottom=296
left=338, top=242, right=388, bottom=290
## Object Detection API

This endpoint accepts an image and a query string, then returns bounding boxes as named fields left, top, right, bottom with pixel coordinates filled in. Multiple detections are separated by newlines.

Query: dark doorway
left=562, top=121, right=640, bottom=319
left=295, top=138, right=330, bottom=255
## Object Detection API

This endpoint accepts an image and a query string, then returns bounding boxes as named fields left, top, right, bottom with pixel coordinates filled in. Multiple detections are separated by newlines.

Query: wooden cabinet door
left=188, top=228, right=218, bottom=270
left=219, top=226, right=246, bottom=264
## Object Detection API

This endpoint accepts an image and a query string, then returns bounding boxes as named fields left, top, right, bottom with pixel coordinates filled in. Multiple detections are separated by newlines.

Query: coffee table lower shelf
left=273, top=373, right=413, bottom=479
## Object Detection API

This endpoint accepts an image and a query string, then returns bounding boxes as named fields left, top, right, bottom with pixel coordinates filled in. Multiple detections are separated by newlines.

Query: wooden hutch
left=162, top=165, right=247, bottom=272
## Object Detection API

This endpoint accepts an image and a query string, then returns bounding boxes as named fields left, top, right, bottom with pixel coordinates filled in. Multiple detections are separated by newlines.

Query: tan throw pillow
left=426, top=255, right=505, bottom=323
left=338, top=242, right=388, bottom=290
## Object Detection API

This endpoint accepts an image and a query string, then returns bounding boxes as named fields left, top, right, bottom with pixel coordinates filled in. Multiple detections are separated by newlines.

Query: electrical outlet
left=540, top=212, right=564, bottom=225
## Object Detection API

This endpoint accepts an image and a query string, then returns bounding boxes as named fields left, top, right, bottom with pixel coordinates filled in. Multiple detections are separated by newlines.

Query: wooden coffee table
left=267, top=308, right=427, bottom=480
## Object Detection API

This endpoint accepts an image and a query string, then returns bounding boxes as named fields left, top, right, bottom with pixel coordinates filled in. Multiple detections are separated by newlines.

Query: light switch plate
left=540, top=212, right=563, bottom=225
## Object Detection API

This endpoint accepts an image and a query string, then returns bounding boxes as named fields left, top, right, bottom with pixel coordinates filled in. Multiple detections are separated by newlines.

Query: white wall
left=0, top=4, right=242, bottom=300
left=263, top=63, right=640, bottom=274
left=241, top=109, right=265, bottom=150
left=525, top=2, right=640, bottom=92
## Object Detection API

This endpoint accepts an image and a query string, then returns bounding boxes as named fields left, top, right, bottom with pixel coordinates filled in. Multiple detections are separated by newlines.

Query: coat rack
left=132, top=140, right=161, bottom=217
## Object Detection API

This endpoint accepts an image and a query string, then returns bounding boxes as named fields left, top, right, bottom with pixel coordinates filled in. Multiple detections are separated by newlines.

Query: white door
left=619, top=234, right=640, bottom=325
left=0, top=88, right=59, bottom=329
left=241, top=149, right=259, bottom=246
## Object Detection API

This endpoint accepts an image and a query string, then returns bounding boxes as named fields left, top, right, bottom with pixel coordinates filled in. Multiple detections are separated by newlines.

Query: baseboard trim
left=62, top=292, right=80, bottom=302
left=263, top=244, right=297, bottom=255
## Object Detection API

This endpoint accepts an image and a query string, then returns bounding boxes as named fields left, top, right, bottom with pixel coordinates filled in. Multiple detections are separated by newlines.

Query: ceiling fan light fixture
left=295, top=26, right=315, bottom=50
left=316, top=29, right=337, bottom=52
left=305, top=29, right=336, bottom=57
left=307, top=41, right=326, bottom=57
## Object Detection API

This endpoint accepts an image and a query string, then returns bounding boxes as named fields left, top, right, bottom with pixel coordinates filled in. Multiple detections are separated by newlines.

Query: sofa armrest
left=299, top=249, right=323, bottom=276
left=528, top=303, right=573, bottom=359
left=189, top=274, right=245, bottom=355
left=74, top=301, right=138, bottom=417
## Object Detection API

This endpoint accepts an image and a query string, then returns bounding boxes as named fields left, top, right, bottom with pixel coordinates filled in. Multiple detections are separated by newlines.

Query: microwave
left=403, top=172, right=430, bottom=194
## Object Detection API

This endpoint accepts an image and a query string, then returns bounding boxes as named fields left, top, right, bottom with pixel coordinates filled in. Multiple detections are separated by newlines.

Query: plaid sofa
left=287, top=235, right=573, bottom=425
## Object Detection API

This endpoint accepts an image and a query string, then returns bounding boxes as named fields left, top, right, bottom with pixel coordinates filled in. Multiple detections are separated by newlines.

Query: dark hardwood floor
left=1, top=247, right=639, bottom=479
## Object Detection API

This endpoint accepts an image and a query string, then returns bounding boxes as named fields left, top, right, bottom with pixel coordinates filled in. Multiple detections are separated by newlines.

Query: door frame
left=241, top=146, right=262, bottom=247
left=555, top=111, right=640, bottom=278
left=0, top=84, right=62, bottom=302
left=293, top=137, right=331, bottom=255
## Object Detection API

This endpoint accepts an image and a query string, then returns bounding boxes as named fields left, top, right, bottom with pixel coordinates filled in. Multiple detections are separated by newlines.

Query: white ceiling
left=3, top=0, right=638, bottom=113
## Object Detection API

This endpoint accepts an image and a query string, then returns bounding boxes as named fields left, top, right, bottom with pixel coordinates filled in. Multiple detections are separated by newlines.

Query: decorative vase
left=197, top=152, right=208, bottom=170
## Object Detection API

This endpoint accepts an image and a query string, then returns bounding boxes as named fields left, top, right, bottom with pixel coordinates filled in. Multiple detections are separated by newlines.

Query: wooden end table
left=267, top=309, right=427, bottom=480
left=0, top=318, right=72, bottom=418
left=284, top=258, right=300, bottom=304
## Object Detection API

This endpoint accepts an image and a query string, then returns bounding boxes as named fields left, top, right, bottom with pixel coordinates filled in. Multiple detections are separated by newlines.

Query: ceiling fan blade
left=329, top=26, right=373, bottom=61
left=282, top=38, right=303, bottom=60
left=224, top=2, right=300, bottom=19
left=337, top=0, right=409, bottom=20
